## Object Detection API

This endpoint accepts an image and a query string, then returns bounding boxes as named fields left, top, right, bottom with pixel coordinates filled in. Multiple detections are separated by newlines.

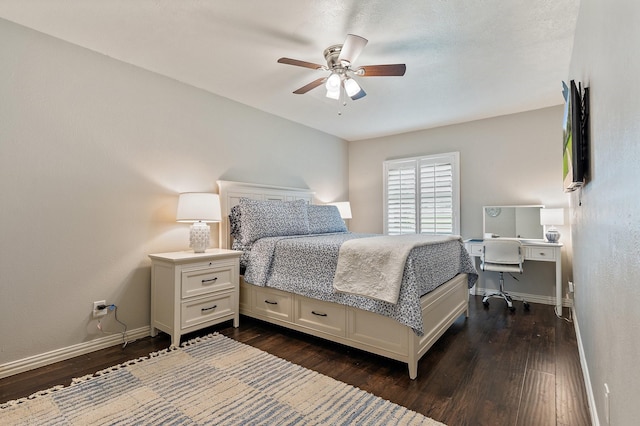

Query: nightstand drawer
left=295, top=296, right=346, bottom=337
left=182, top=266, right=234, bottom=298
left=181, top=292, right=234, bottom=330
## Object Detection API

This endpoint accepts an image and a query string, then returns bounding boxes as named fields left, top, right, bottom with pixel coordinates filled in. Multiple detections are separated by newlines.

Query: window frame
left=383, top=152, right=460, bottom=236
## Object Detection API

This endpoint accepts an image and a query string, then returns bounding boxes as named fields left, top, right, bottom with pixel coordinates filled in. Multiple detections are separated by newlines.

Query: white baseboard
left=572, top=307, right=598, bottom=426
left=0, top=326, right=151, bottom=379
left=471, top=286, right=573, bottom=307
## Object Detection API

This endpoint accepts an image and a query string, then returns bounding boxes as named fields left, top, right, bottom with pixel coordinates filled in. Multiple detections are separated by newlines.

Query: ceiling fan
left=277, top=34, right=406, bottom=103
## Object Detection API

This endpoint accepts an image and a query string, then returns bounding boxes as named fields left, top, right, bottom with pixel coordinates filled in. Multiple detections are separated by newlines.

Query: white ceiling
left=0, top=0, right=580, bottom=141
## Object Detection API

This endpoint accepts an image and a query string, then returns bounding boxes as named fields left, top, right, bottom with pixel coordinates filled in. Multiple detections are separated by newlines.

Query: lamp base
left=545, top=228, right=561, bottom=243
left=189, top=222, right=210, bottom=253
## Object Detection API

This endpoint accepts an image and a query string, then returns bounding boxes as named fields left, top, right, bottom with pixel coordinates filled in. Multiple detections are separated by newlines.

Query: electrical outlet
left=93, top=300, right=108, bottom=319
left=569, top=281, right=575, bottom=293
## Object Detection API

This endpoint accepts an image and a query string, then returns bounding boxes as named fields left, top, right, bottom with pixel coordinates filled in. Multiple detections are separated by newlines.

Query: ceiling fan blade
left=338, top=34, right=368, bottom=65
left=293, top=77, right=327, bottom=94
left=277, top=57, right=325, bottom=70
left=356, top=64, right=407, bottom=76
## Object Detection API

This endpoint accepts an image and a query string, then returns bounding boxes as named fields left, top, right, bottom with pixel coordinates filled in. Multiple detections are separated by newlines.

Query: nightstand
left=149, top=249, right=242, bottom=347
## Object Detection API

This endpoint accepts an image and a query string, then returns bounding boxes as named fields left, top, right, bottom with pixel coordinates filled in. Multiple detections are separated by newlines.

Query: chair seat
left=482, top=263, right=522, bottom=273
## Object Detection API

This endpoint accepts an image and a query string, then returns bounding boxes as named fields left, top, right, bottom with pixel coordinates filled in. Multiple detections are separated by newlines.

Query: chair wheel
left=483, top=300, right=490, bottom=308
left=523, top=302, right=530, bottom=311
left=509, top=306, right=516, bottom=313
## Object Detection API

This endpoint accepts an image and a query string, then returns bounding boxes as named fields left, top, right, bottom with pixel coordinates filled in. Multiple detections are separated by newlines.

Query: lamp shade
left=343, top=77, right=361, bottom=97
left=176, top=193, right=221, bottom=223
left=540, top=208, right=565, bottom=226
left=328, top=201, right=352, bottom=219
left=325, top=73, right=341, bottom=91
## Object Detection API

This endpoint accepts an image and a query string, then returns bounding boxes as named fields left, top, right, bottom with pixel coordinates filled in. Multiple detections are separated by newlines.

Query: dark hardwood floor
left=1, top=296, right=591, bottom=425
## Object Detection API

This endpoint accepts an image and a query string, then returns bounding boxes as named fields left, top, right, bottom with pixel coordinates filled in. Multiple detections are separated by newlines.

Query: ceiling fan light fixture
left=326, top=87, right=340, bottom=100
left=343, top=77, right=361, bottom=97
left=325, top=72, right=341, bottom=91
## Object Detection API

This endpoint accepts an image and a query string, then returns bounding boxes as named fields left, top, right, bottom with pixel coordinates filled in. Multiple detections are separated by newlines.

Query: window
left=383, top=152, right=460, bottom=235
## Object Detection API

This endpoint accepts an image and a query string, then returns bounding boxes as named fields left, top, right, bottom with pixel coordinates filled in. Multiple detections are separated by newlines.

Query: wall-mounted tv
left=562, top=80, right=589, bottom=192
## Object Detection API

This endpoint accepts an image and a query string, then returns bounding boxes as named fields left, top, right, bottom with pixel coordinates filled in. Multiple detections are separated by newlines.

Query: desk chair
left=480, top=238, right=528, bottom=312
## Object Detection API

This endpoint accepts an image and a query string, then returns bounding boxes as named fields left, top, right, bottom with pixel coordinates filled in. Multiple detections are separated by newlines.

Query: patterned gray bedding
left=242, top=232, right=477, bottom=335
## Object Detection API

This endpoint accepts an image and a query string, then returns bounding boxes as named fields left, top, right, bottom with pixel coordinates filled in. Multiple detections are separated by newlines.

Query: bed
left=217, top=180, right=477, bottom=379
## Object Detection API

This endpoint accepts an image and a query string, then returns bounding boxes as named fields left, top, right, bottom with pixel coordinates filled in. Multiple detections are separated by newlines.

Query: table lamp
left=328, top=201, right=352, bottom=230
left=328, top=201, right=352, bottom=220
left=540, top=208, right=564, bottom=243
left=176, top=193, right=221, bottom=253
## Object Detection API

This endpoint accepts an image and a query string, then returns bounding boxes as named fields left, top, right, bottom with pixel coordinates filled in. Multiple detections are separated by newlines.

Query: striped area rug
left=1, top=334, right=444, bottom=425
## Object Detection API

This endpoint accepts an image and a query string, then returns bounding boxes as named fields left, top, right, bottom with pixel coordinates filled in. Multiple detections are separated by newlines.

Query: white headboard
left=216, top=180, right=315, bottom=249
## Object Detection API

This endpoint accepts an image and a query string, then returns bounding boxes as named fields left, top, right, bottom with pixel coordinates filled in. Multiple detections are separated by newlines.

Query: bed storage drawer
left=294, top=296, right=346, bottom=337
left=253, top=286, right=293, bottom=321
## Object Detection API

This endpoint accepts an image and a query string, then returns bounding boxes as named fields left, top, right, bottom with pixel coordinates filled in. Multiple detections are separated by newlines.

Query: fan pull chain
left=338, top=82, right=346, bottom=116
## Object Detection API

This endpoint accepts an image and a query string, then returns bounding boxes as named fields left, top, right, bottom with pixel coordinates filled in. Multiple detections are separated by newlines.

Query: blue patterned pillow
left=237, top=198, right=310, bottom=244
left=229, top=205, right=242, bottom=238
left=308, top=205, right=347, bottom=234
left=231, top=238, right=252, bottom=274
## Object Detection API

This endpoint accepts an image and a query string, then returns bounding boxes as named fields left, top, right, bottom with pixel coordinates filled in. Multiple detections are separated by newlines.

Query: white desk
left=464, top=239, right=563, bottom=314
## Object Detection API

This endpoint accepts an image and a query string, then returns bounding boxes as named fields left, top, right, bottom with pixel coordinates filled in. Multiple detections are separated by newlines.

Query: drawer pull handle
left=264, top=300, right=278, bottom=305
left=202, top=277, right=218, bottom=284
left=311, top=311, right=327, bottom=317
left=201, top=305, right=217, bottom=312
left=538, top=252, right=546, bottom=256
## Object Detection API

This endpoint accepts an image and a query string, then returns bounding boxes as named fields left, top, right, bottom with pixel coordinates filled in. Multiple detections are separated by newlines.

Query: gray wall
left=568, top=0, right=640, bottom=424
left=348, top=106, right=571, bottom=300
left=0, top=19, right=347, bottom=365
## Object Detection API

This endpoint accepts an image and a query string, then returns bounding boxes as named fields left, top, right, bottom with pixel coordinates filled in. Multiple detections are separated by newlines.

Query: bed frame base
left=240, top=273, right=469, bottom=379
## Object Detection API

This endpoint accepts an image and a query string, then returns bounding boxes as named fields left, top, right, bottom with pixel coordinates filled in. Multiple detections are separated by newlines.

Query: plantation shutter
left=419, top=160, right=453, bottom=234
left=386, top=161, right=417, bottom=235
left=384, top=152, right=459, bottom=236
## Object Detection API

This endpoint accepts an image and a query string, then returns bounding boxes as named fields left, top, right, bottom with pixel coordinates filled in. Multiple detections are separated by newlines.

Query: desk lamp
left=176, top=193, right=221, bottom=253
left=540, top=208, right=564, bottom=243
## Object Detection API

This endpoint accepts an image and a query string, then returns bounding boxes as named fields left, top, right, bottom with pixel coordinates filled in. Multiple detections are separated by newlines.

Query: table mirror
left=483, top=205, right=544, bottom=239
